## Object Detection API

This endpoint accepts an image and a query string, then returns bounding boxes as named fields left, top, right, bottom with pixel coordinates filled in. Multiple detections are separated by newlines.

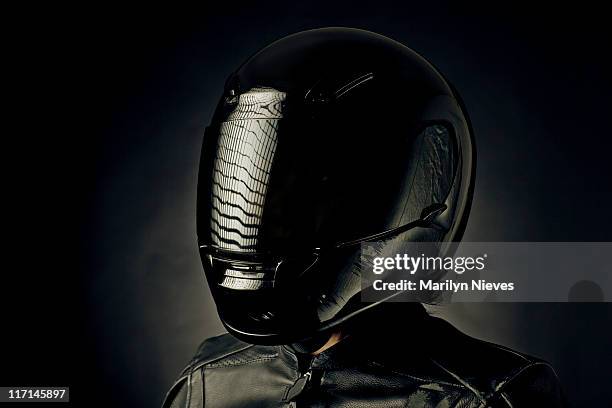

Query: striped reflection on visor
left=210, top=87, right=287, bottom=289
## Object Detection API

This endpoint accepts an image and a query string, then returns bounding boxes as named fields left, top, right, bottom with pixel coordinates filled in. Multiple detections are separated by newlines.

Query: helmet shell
left=197, top=28, right=476, bottom=344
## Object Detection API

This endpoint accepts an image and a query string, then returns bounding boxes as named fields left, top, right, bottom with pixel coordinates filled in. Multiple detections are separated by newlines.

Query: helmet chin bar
left=201, top=205, right=450, bottom=346
left=202, top=247, right=320, bottom=291
left=217, top=258, right=277, bottom=290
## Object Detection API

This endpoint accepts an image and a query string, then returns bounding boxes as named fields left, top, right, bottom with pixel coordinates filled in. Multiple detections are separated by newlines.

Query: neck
left=311, top=330, right=346, bottom=355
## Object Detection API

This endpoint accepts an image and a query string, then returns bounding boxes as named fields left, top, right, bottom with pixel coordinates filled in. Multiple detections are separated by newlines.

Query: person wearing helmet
left=163, top=28, right=565, bottom=407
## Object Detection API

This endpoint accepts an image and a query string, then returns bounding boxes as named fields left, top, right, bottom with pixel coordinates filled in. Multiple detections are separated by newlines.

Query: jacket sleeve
left=492, top=362, right=566, bottom=407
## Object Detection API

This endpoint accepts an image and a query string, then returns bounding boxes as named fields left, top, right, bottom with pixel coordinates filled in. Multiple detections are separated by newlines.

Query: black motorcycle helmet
left=196, top=28, right=476, bottom=345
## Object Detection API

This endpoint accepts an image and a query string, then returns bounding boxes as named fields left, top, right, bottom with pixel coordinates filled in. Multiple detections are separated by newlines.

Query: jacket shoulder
left=498, top=360, right=566, bottom=407
left=369, top=315, right=564, bottom=406
left=180, top=333, right=254, bottom=375
left=423, top=318, right=565, bottom=406
left=161, top=333, right=279, bottom=408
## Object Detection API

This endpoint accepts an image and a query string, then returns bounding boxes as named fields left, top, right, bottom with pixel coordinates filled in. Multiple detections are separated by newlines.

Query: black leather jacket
left=162, top=305, right=565, bottom=407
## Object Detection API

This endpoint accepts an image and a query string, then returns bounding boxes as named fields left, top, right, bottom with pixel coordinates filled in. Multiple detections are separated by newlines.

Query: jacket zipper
left=285, top=357, right=315, bottom=403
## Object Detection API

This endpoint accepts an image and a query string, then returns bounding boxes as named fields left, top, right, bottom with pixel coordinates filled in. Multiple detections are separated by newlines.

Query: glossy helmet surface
left=197, top=28, right=476, bottom=344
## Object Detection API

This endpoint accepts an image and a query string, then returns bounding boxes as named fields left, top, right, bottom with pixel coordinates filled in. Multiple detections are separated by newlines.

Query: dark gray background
left=3, top=2, right=611, bottom=407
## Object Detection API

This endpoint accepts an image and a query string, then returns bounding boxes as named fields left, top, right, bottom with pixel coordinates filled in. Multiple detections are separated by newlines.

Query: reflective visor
left=202, top=88, right=284, bottom=254
left=198, top=86, right=324, bottom=255
left=208, top=121, right=282, bottom=251
left=198, top=87, right=457, bottom=258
